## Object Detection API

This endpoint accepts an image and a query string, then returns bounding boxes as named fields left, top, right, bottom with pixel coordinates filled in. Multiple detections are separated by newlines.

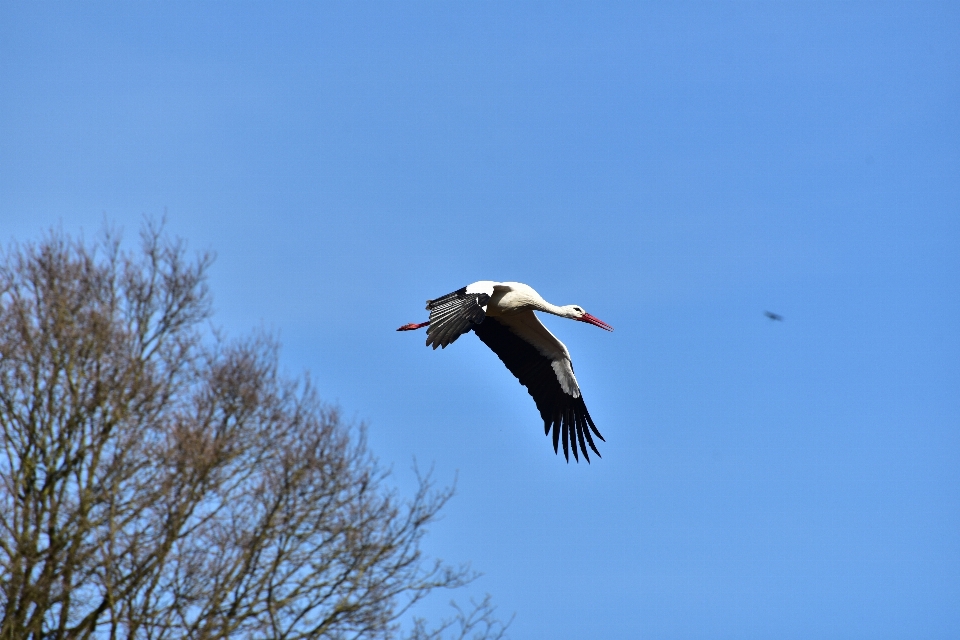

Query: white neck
left=532, top=296, right=576, bottom=319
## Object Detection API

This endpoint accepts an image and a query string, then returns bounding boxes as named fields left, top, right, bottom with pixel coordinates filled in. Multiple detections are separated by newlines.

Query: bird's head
left=564, top=305, right=614, bottom=331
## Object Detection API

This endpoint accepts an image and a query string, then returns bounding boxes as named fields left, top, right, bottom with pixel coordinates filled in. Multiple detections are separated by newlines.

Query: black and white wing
left=472, top=311, right=605, bottom=462
left=424, top=281, right=495, bottom=349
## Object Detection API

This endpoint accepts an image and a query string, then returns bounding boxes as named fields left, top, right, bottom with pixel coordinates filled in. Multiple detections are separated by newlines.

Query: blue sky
left=2, top=2, right=959, bottom=638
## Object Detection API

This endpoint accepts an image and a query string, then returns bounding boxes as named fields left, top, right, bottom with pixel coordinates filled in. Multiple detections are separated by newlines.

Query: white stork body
left=398, top=281, right=613, bottom=462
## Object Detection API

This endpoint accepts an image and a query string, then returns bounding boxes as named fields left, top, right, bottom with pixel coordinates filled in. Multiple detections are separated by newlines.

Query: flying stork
left=397, top=281, right=613, bottom=463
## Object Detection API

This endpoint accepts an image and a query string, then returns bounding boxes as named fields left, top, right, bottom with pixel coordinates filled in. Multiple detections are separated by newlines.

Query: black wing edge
left=473, top=317, right=605, bottom=463
left=426, top=286, right=468, bottom=310
left=424, top=288, right=490, bottom=350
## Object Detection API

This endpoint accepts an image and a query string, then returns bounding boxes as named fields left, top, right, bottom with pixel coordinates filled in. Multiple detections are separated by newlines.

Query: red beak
left=577, top=313, right=614, bottom=331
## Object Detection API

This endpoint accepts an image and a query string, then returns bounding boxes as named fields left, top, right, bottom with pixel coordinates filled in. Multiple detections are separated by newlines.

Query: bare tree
left=0, top=223, right=505, bottom=640
left=406, top=596, right=511, bottom=640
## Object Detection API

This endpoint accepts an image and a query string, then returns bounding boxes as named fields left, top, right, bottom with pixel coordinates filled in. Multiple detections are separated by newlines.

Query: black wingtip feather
left=576, top=415, right=590, bottom=463
left=582, top=423, right=601, bottom=458
left=473, top=317, right=606, bottom=463
left=568, top=412, right=579, bottom=463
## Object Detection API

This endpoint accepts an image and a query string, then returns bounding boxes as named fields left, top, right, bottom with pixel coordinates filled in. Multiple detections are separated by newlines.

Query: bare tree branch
left=404, top=596, right=512, bottom=640
left=0, top=223, right=507, bottom=640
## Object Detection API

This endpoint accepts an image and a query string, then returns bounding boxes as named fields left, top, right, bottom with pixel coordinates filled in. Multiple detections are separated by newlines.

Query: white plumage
left=398, top=281, right=613, bottom=462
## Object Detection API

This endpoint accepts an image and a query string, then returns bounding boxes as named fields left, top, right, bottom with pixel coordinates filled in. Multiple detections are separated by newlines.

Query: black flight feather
left=425, top=288, right=490, bottom=349
left=472, top=317, right=604, bottom=462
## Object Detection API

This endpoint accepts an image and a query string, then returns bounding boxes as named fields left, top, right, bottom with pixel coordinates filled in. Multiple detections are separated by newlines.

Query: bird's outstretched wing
left=425, top=285, right=492, bottom=349
left=472, top=313, right=605, bottom=462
